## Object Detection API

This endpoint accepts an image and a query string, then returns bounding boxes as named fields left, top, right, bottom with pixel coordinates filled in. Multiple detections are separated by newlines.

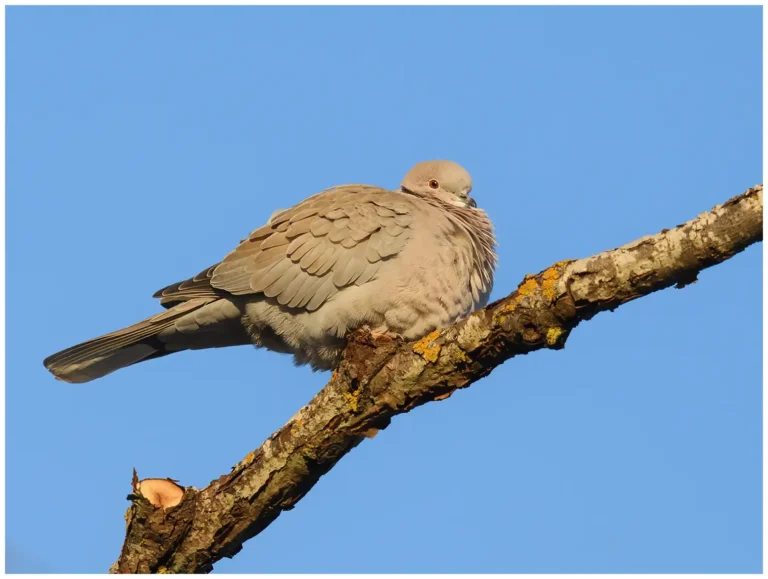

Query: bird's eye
left=428, top=179, right=439, bottom=189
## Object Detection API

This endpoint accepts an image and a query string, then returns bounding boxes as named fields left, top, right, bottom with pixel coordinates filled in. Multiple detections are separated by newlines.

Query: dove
left=44, top=160, right=497, bottom=383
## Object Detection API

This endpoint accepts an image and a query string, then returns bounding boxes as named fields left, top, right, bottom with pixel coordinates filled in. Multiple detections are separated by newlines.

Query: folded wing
left=153, top=185, right=415, bottom=312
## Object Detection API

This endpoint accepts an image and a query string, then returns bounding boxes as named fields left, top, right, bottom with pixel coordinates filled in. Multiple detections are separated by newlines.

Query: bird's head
left=400, top=160, right=476, bottom=208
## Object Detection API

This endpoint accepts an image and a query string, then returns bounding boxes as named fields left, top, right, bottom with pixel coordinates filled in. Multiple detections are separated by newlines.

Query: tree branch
left=112, top=184, right=763, bottom=574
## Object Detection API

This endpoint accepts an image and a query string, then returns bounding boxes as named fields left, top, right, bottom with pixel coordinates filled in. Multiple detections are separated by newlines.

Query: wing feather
left=157, top=185, right=416, bottom=312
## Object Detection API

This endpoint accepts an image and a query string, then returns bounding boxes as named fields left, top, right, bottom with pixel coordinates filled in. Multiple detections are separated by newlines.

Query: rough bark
left=112, top=184, right=763, bottom=574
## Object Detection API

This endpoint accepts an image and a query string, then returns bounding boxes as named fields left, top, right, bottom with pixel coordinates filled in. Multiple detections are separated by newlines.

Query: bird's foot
left=346, top=325, right=403, bottom=347
left=360, top=325, right=402, bottom=342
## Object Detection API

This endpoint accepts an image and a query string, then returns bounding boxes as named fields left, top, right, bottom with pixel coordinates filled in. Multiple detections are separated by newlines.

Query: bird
left=43, top=160, right=497, bottom=383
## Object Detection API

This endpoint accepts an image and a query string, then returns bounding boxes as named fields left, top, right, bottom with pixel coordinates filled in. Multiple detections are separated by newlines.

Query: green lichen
left=452, top=347, right=469, bottom=363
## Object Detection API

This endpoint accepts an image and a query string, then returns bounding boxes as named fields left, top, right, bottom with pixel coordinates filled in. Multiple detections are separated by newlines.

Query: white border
left=0, top=2, right=763, bottom=577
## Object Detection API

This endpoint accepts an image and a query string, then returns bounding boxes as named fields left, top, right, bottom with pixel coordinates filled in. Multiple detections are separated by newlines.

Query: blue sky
left=6, top=5, right=762, bottom=574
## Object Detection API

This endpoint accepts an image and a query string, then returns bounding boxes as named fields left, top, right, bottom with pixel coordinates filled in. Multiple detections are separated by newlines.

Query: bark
left=112, top=184, right=763, bottom=574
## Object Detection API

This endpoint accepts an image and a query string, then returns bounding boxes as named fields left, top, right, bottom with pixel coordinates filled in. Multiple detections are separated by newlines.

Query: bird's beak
left=467, top=197, right=477, bottom=208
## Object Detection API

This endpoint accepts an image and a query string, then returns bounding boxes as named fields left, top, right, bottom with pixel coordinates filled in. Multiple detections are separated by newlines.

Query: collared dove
left=44, top=160, right=497, bottom=383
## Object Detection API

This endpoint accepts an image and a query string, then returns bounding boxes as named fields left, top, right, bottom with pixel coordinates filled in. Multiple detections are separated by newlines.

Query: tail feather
left=46, top=343, right=160, bottom=384
left=43, top=299, right=214, bottom=384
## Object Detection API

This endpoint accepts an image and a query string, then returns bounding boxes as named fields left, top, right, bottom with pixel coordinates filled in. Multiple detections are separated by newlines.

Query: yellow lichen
left=541, top=260, right=571, bottom=302
left=541, top=269, right=559, bottom=301
left=494, top=301, right=516, bottom=325
left=344, top=387, right=362, bottom=412
left=546, top=327, right=563, bottom=346
left=156, top=566, right=171, bottom=574
left=496, top=275, right=544, bottom=325
left=290, top=419, right=303, bottom=436
left=515, top=277, right=539, bottom=302
left=413, top=329, right=441, bottom=362
left=242, top=450, right=257, bottom=465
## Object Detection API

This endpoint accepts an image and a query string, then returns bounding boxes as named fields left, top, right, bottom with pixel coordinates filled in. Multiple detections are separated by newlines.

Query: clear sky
left=6, top=5, right=762, bottom=574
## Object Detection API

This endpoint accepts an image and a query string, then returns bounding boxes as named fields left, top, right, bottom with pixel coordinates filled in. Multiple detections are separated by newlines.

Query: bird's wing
left=154, top=185, right=415, bottom=312
left=153, top=265, right=222, bottom=306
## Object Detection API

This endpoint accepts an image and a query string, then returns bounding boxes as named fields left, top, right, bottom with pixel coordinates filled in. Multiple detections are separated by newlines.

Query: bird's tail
left=43, top=298, right=245, bottom=384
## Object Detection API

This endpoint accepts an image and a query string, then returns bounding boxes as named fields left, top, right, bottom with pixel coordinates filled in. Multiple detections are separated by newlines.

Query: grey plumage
left=43, top=160, right=497, bottom=383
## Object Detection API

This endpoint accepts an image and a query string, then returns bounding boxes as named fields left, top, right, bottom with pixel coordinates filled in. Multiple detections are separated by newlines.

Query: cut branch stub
left=113, top=472, right=197, bottom=574
left=135, top=479, right=185, bottom=510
